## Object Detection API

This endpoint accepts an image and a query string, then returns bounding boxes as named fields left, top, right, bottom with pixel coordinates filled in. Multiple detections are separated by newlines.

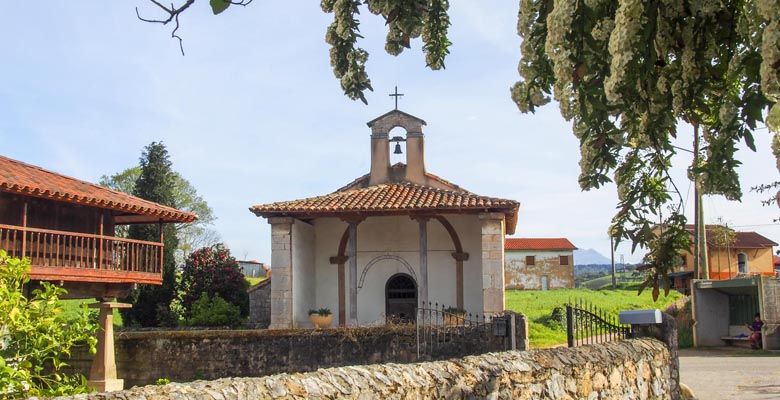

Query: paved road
left=679, top=348, right=780, bottom=399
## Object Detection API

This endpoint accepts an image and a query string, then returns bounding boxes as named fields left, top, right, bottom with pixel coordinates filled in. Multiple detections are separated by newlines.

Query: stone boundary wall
left=54, top=338, right=675, bottom=400
left=63, top=321, right=525, bottom=388
left=248, top=278, right=271, bottom=328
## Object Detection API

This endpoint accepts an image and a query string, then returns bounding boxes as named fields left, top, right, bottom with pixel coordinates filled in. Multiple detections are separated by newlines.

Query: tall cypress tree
left=121, top=142, right=180, bottom=327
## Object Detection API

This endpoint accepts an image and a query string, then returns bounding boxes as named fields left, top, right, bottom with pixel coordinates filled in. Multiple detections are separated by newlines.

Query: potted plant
left=443, top=306, right=466, bottom=326
left=308, top=308, right=333, bottom=329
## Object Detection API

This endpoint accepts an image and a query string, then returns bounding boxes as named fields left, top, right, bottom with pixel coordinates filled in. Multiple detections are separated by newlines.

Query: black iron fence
left=415, top=303, right=515, bottom=359
left=566, top=300, right=630, bottom=347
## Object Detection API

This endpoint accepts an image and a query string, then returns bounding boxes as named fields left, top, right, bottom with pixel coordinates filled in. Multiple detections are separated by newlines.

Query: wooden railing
left=0, top=224, right=163, bottom=284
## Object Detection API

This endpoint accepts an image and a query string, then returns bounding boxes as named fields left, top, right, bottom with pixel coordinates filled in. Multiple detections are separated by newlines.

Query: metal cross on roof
left=389, top=86, right=404, bottom=110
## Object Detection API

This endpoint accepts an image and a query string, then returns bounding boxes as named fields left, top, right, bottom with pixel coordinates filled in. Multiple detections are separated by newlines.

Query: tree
left=0, top=251, right=97, bottom=398
left=179, top=244, right=249, bottom=319
left=121, top=142, right=181, bottom=327
left=99, top=166, right=219, bottom=264
left=133, top=2, right=780, bottom=297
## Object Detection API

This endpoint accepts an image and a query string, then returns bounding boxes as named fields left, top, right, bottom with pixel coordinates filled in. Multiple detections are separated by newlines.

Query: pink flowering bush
left=179, top=244, right=249, bottom=321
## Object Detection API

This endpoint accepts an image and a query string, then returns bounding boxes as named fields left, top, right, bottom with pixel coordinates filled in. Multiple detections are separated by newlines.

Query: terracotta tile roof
left=336, top=163, right=469, bottom=193
left=250, top=182, right=519, bottom=233
left=505, top=238, right=577, bottom=251
left=683, top=225, right=777, bottom=249
left=0, top=155, right=197, bottom=223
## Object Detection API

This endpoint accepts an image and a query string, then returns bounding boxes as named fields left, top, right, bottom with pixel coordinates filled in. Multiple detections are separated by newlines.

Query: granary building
left=504, top=238, right=577, bottom=290
left=250, top=109, right=519, bottom=329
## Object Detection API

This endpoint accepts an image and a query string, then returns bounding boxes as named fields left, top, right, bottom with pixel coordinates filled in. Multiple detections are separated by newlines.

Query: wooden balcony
left=0, top=223, right=163, bottom=285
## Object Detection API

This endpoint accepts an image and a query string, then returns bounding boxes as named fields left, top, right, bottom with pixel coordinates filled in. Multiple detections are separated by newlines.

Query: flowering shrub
left=179, top=244, right=249, bottom=319
left=0, top=251, right=97, bottom=398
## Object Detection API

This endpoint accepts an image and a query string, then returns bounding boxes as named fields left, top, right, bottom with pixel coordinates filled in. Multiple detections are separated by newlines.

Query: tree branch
left=135, top=0, right=195, bottom=55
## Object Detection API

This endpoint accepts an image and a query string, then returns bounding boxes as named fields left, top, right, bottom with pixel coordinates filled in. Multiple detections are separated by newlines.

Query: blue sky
left=1, top=2, right=778, bottom=263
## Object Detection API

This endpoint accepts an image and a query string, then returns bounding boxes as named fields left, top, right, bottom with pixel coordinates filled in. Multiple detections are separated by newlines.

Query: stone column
left=479, top=212, right=505, bottom=316
left=88, top=300, right=131, bottom=392
left=268, top=217, right=294, bottom=329
left=417, top=217, right=429, bottom=306
left=347, top=220, right=359, bottom=326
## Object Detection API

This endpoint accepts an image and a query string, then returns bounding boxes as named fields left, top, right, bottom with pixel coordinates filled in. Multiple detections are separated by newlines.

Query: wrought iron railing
left=416, top=302, right=504, bottom=359
left=0, top=224, right=163, bottom=282
left=566, top=299, right=630, bottom=347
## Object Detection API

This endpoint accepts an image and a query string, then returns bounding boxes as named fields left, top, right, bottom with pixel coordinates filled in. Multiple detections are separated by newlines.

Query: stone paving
left=679, top=348, right=780, bottom=400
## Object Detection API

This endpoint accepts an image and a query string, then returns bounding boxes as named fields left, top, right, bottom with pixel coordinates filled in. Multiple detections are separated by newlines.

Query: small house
left=504, top=238, right=577, bottom=290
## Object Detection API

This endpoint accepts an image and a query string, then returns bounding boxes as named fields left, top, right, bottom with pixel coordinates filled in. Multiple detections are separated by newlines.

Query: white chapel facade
left=250, top=109, right=519, bottom=329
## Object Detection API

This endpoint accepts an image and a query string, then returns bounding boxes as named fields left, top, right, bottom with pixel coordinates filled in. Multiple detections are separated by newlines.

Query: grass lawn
left=245, top=276, right=268, bottom=286
left=579, top=272, right=643, bottom=289
left=60, top=299, right=124, bottom=327
left=505, top=288, right=683, bottom=348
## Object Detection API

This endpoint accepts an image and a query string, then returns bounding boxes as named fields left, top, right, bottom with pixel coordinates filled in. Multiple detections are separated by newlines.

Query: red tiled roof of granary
left=250, top=181, right=519, bottom=233
left=0, top=155, right=197, bottom=223
left=683, top=225, right=777, bottom=249
left=505, top=238, right=577, bottom=251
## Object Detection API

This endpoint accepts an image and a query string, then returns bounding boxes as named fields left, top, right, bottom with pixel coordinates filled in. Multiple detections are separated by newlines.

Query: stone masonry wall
left=63, top=321, right=524, bottom=388
left=54, top=338, right=674, bottom=400
left=761, top=277, right=780, bottom=350
left=248, top=279, right=271, bottom=328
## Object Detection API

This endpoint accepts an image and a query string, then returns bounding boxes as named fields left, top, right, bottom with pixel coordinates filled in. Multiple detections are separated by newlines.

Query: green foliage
left=155, top=377, right=171, bottom=386
left=121, top=142, right=181, bottom=328
left=185, top=293, right=242, bottom=327
left=180, top=244, right=249, bottom=318
left=210, top=0, right=230, bottom=15
left=442, top=306, right=465, bottom=315
left=0, top=251, right=97, bottom=398
left=307, top=308, right=332, bottom=316
left=505, top=288, right=682, bottom=348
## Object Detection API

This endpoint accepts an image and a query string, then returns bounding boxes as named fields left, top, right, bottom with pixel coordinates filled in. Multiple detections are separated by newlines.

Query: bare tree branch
left=135, top=0, right=195, bottom=55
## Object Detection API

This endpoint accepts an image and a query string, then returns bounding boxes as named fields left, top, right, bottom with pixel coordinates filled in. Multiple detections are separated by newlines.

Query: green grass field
left=505, top=288, right=682, bottom=348
left=245, top=276, right=268, bottom=286
left=60, top=299, right=124, bottom=326
left=578, top=272, right=643, bottom=290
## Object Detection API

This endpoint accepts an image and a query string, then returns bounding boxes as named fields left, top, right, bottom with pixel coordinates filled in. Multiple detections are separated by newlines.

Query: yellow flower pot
left=309, top=314, right=333, bottom=329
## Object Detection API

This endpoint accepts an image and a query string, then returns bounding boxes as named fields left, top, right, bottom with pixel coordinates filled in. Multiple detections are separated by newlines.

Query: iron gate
left=415, top=303, right=513, bottom=359
left=566, top=300, right=630, bottom=347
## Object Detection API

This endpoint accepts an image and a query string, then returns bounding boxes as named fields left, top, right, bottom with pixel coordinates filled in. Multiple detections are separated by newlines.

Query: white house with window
left=504, top=238, right=577, bottom=290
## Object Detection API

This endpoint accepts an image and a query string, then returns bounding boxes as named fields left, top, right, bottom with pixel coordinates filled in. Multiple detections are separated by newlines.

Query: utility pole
left=610, top=235, right=616, bottom=289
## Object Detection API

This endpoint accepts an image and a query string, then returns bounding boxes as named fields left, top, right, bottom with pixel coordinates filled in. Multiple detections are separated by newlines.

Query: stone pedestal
left=269, top=217, right=294, bottom=329
left=88, top=300, right=131, bottom=392
left=480, top=212, right=506, bottom=316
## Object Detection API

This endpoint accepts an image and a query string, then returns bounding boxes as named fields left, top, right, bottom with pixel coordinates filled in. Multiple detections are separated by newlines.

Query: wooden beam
left=417, top=217, right=429, bottom=307
left=348, top=221, right=358, bottom=326
left=20, top=199, right=27, bottom=256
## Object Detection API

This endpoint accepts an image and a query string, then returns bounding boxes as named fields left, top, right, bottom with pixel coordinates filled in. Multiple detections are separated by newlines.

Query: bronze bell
left=393, top=142, right=403, bottom=154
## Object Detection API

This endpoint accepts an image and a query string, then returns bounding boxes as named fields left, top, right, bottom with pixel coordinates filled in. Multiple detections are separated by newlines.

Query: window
left=525, top=255, right=535, bottom=266
left=559, top=255, right=569, bottom=265
left=737, top=253, right=748, bottom=274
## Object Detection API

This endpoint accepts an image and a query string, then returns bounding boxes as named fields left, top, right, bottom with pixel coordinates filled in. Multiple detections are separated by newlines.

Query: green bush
left=185, top=293, right=242, bottom=327
left=307, top=308, right=332, bottom=316
left=0, top=251, right=97, bottom=398
left=537, top=306, right=567, bottom=331
left=180, top=244, right=249, bottom=318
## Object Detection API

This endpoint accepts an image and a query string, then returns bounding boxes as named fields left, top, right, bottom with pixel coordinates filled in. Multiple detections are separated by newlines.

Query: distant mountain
left=574, top=248, right=611, bottom=265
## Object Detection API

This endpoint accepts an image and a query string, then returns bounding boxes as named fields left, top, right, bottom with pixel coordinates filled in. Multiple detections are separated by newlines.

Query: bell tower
left=366, top=109, right=427, bottom=185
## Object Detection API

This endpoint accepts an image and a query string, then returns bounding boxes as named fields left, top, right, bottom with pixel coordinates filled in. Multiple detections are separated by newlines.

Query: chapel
left=250, top=108, right=519, bottom=329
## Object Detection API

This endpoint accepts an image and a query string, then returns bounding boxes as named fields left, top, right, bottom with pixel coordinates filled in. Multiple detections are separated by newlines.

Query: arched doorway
left=385, top=273, right=417, bottom=323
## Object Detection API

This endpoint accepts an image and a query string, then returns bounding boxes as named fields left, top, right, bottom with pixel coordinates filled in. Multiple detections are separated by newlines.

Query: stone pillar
left=329, top=255, right=349, bottom=327
left=417, top=217, right=429, bottom=306
left=88, top=300, right=131, bottom=392
left=629, top=313, right=681, bottom=400
left=480, top=212, right=505, bottom=316
left=268, top=217, right=294, bottom=329
left=346, top=218, right=361, bottom=326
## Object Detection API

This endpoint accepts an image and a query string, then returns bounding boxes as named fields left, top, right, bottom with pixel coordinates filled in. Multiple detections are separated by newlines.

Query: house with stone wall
left=504, top=238, right=576, bottom=290
left=249, top=108, right=519, bottom=328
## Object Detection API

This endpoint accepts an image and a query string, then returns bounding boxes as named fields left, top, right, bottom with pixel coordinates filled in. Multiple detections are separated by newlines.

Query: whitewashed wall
left=291, top=220, right=315, bottom=328
left=310, top=214, right=483, bottom=325
left=504, top=249, right=574, bottom=290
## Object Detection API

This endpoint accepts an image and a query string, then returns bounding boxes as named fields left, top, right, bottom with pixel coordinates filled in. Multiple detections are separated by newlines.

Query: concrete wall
left=312, top=214, right=483, bottom=325
left=692, top=286, right=730, bottom=346
left=291, top=220, right=315, bottom=328
left=62, top=321, right=523, bottom=388
left=57, top=338, right=676, bottom=400
left=505, top=249, right=574, bottom=289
